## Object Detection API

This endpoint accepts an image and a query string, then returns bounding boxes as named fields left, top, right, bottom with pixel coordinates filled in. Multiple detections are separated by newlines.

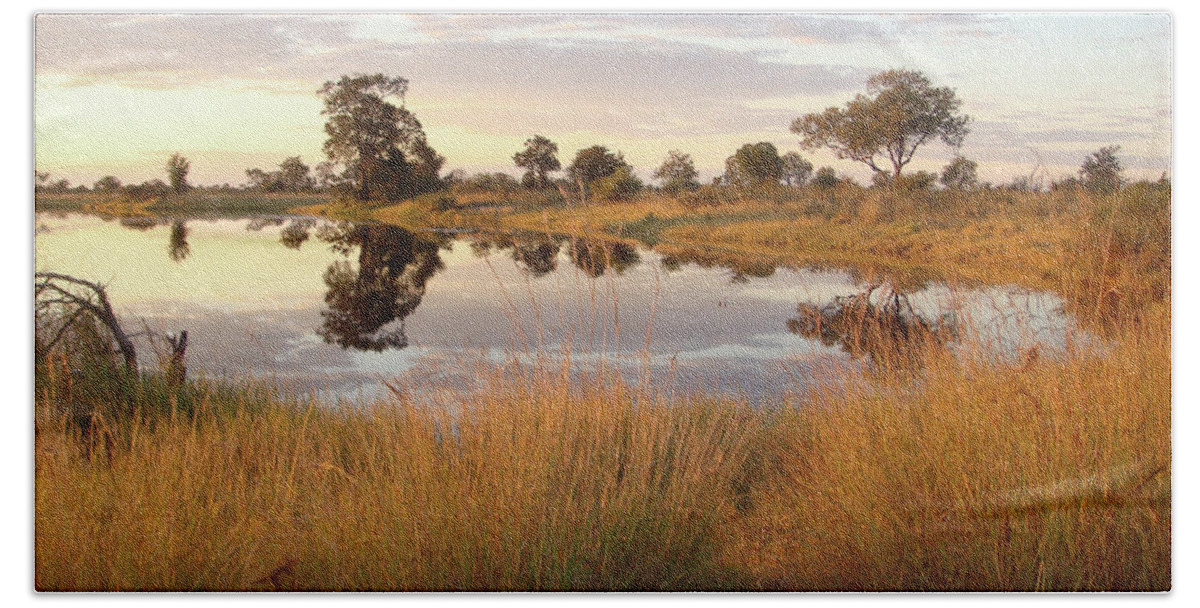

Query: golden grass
left=36, top=367, right=758, bottom=591
left=729, top=302, right=1170, bottom=590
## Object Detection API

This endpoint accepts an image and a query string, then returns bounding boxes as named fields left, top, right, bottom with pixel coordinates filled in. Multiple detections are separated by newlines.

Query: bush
left=590, top=166, right=643, bottom=202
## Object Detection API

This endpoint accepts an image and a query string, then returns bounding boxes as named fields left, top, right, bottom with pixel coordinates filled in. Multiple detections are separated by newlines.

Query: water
left=34, top=213, right=1076, bottom=403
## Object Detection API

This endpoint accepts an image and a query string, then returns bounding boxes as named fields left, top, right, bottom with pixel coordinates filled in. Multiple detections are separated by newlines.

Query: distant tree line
left=36, top=70, right=1161, bottom=203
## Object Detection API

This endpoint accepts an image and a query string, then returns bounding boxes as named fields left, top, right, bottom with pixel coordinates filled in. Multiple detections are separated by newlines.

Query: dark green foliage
left=93, top=176, right=122, bottom=193
left=813, top=167, right=840, bottom=189
left=591, top=165, right=643, bottom=202
left=568, top=146, right=626, bottom=185
left=724, top=142, right=783, bottom=187
left=513, top=135, right=561, bottom=189
left=319, top=73, right=444, bottom=203
left=1080, top=146, right=1123, bottom=194
left=781, top=152, right=814, bottom=187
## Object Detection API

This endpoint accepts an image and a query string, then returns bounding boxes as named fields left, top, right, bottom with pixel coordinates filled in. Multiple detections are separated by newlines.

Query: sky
left=34, top=12, right=1172, bottom=188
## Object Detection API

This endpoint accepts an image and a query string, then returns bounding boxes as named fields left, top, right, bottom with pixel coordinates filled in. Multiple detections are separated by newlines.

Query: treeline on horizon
left=34, top=70, right=1168, bottom=205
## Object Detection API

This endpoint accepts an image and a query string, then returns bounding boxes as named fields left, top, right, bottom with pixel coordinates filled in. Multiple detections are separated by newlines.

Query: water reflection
left=786, top=284, right=956, bottom=368
left=280, top=219, right=316, bottom=249
left=119, top=217, right=159, bottom=231
left=168, top=220, right=190, bottom=262
left=38, top=213, right=1073, bottom=400
left=315, top=223, right=447, bottom=352
left=569, top=239, right=640, bottom=277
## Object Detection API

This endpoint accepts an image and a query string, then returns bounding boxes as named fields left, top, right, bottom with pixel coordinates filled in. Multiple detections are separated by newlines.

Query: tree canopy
left=780, top=152, right=814, bottom=187
left=513, top=135, right=561, bottom=189
left=791, top=69, right=969, bottom=180
left=319, top=73, right=443, bottom=202
left=724, top=142, right=783, bottom=187
left=940, top=155, right=979, bottom=190
left=568, top=146, right=627, bottom=185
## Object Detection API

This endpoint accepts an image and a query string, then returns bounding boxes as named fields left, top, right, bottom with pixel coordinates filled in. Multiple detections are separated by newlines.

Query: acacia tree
left=653, top=150, right=700, bottom=194
left=319, top=74, right=442, bottom=202
left=1080, top=146, right=1123, bottom=194
left=513, top=135, right=561, bottom=189
left=792, top=69, right=969, bottom=180
left=166, top=153, right=191, bottom=194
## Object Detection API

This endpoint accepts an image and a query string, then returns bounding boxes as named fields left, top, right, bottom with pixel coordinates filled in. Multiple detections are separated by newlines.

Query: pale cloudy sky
left=34, top=12, right=1171, bottom=187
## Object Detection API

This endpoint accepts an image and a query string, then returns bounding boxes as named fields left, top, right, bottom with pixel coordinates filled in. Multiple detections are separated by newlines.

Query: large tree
left=513, top=135, right=561, bottom=189
left=319, top=73, right=442, bottom=202
left=791, top=69, right=969, bottom=180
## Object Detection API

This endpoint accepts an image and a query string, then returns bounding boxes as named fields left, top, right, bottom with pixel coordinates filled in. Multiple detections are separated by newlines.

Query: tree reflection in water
left=168, top=220, right=190, bottom=262
left=279, top=219, right=316, bottom=249
left=569, top=238, right=640, bottom=278
left=315, top=222, right=446, bottom=351
left=787, top=283, right=955, bottom=368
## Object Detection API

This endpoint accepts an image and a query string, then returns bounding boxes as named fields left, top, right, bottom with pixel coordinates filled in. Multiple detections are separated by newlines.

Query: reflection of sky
left=35, top=214, right=1078, bottom=401
left=34, top=13, right=1170, bottom=186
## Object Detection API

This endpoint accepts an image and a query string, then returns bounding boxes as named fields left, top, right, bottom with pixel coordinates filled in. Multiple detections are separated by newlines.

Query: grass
left=35, top=190, right=328, bottom=218
left=34, top=184, right=1171, bottom=591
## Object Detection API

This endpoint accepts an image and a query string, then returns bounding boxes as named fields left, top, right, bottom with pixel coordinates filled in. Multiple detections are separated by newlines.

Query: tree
left=781, top=152, right=814, bottom=186
left=94, top=175, right=123, bottom=192
left=166, top=153, right=191, bottom=193
left=245, top=167, right=282, bottom=192
left=724, top=142, right=783, bottom=187
left=1080, top=146, right=1123, bottom=194
left=791, top=69, right=969, bottom=180
left=591, top=165, right=643, bottom=202
left=940, top=155, right=978, bottom=190
left=513, top=135, right=561, bottom=189
left=319, top=73, right=442, bottom=202
left=568, top=145, right=626, bottom=185
left=278, top=156, right=313, bottom=192
left=653, top=150, right=700, bottom=194
left=813, top=167, right=840, bottom=189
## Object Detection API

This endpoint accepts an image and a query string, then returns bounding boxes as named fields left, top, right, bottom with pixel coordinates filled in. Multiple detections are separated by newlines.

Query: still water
left=34, top=213, right=1074, bottom=402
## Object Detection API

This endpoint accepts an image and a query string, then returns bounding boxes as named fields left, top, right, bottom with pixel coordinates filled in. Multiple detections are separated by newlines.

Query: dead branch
left=35, top=271, right=138, bottom=372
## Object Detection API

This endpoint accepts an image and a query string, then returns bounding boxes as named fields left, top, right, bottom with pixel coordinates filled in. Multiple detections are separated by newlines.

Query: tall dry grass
left=35, top=365, right=759, bottom=591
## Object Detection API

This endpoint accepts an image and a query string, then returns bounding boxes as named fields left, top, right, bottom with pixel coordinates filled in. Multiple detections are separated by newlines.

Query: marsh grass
left=34, top=186, right=1170, bottom=591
